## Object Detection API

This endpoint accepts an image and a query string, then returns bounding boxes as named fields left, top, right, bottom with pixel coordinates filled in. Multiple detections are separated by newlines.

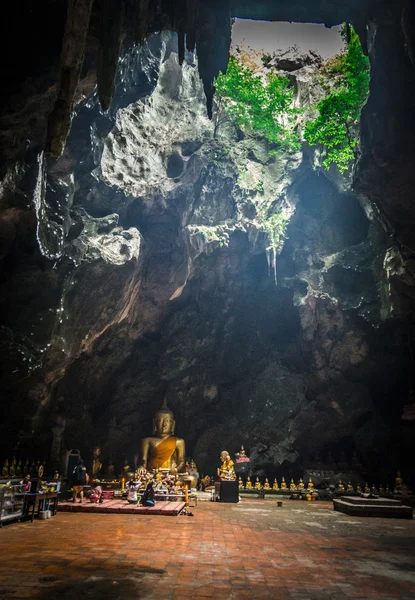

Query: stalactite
left=97, top=0, right=125, bottom=111
left=196, top=0, right=231, bottom=119
left=45, top=0, right=94, bottom=158
left=186, top=0, right=197, bottom=52
left=173, top=0, right=187, bottom=65
left=137, top=0, right=151, bottom=43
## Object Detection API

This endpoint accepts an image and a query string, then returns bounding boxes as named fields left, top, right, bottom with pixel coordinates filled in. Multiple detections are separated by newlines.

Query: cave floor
left=0, top=500, right=414, bottom=600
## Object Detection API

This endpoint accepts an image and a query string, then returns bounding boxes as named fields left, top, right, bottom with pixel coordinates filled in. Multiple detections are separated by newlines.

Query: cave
left=0, top=0, right=415, bottom=591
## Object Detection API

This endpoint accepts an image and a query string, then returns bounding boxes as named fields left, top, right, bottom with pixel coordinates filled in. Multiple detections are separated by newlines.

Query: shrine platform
left=58, top=499, right=186, bottom=516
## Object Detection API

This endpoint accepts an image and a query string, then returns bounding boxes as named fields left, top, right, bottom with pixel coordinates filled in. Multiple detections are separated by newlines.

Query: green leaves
left=214, top=56, right=302, bottom=152
left=304, top=25, right=370, bottom=173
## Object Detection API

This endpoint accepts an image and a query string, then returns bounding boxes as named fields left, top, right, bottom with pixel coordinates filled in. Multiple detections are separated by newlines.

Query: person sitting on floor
left=141, top=481, right=155, bottom=507
left=89, top=481, right=103, bottom=503
left=126, top=478, right=141, bottom=504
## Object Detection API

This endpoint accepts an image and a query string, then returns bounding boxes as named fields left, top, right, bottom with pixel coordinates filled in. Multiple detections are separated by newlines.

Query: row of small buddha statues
left=2, top=457, right=45, bottom=478
left=237, top=471, right=410, bottom=495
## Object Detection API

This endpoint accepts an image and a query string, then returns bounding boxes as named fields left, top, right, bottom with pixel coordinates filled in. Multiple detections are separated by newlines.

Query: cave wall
left=0, top=0, right=414, bottom=484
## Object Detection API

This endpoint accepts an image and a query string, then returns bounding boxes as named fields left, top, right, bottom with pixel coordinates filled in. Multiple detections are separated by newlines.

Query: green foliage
left=214, top=56, right=302, bottom=152
left=261, top=213, right=289, bottom=250
left=304, top=25, right=370, bottom=173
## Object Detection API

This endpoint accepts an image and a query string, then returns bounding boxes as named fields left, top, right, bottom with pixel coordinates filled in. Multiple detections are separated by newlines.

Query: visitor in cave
left=20, top=473, right=31, bottom=492
left=141, top=481, right=155, bottom=507
left=72, top=458, right=89, bottom=503
left=89, top=480, right=103, bottom=503
left=126, top=477, right=141, bottom=504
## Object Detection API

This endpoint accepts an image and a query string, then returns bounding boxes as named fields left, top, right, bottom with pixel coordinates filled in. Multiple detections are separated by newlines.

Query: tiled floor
left=0, top=500, right=414, bottom=599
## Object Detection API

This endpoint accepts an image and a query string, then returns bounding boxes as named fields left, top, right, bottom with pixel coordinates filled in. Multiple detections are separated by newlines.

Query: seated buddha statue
left=218, top=451, right=236, bottom=480
left=139, top=399, right=185, bottom=475
left=379, top=485, right=385, bottom=495
left=364, top=482, right=370, bottom=493
left=337, top=479, right=345, bottom=492
left=290, top=478, right=297, bottom=490
left=386, top=484, right=391, bottom=495
left=307, top=477, right=314, bottom=491
left=238, top=476, right=244, bottom=489
left=273, top=478, right=279, bottom=490
left=298, top=478, right=305, bottom=490
left=254, top=477, right=261, bottom=489
left=245, top=477, right=252, bottom=489
left=347, top=481, right=354, bottom=492
left=371, top=484, right=378, bottom=494
left=264, top=478, right=271, bottom=490
left=9, top=457, right=16, bottom=477
left=2, top=459, right=9, bottom=477
left=356, top=483, right=362, bottom=493
left=281, top=477, right=287, bottom=489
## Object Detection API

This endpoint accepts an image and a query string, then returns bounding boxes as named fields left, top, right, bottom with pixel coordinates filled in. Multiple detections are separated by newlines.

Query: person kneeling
left=126, top=478, right=141, bottom=504
left=90, top=481, right=103, bottom=503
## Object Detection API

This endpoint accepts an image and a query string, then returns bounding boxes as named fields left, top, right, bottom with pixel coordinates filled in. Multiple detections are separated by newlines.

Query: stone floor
left=0, top=500, right=414, bottom=600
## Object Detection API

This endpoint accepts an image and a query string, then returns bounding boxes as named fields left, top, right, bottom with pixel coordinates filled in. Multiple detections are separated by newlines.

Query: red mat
left=58, top=499, right=185, bottom=516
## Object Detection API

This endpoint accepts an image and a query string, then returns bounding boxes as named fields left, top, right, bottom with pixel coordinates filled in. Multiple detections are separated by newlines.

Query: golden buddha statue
left=264, top=478, right=271, bottom=490
left=298, top=478, right=305, bottom=490
left=337, top=479, right=345, bottom=492
left=356, top=483, right=362, bottom=493
left=255, top=477, right=261, bottom=489
left=386, top=484, right=391, bottom=495
left=395, top=471, right=403, bottom=490
left=289, top=478, right=297, bottom=490
left=364, top=482, right=370, bottom=493
left=238, top=476, right=244, bottom=489
left=2, top=459, right=9, bottom=477
left=107, top=463, right=115, bottom=478
left=379, top=485, right=385, bottom=495
left=371, top=484, right=378, bottom=494
left=16, top=459, right=22, bottom=477
left=347, top=481, right=354, bottom=492
left=245, top=477, right=252, bottom=489
left=273, top=478, right=279, bottom=490
left=281, top=477, right=287, bottom=489
left=307, top=477, right=314, bottom=491
left=140, top=399, right=185, bottom=474
left=24, top=459, right=29, bottom=474
left=218, top=451, right=236, bottom=480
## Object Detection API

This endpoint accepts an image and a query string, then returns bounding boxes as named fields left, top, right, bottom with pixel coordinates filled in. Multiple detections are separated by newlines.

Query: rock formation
left=0, top=1, right=414, bottom=485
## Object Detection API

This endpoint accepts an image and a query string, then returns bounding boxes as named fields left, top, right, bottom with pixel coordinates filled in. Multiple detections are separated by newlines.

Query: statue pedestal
left=218, top=480, right=239, bottom=503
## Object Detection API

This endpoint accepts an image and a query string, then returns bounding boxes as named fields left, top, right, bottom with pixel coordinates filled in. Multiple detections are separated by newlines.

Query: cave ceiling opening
left=0, top=1, right=414, bottom=487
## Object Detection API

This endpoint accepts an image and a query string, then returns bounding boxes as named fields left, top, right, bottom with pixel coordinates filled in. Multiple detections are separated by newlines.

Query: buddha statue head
left=153, top=399, right=175, bottom=438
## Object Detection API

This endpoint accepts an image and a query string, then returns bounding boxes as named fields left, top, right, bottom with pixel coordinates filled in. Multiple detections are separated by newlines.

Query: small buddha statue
left=298, top=478, right=305, bottom=490
left=386, top=484, right=391, bottom=495
left=255, top=477, right=261, bottom=489
left=218, top=451, right=236, bottom=481
left=289, top=478, right=297, bottom=490
left=264, top=478, right=271, bottom=490
left=2, top=459, right=9, bottom=477
left=139, top=399, right=185, bottom=475
left=356, top=483, right=362, bottom=493
left=238, top=476, right=244, bottom=489
left=245, top=477, right=252, bottom=489
left=92, top=447, right=103, bottom=477
left=395, top=471, right=403, bottom=489
left=364, top=482, right=370, bottom=493
left=54, top=470, right=60, bottom=479
left=235, top=445, right=250, bottom=463
left=24, top=459, right=29, bottom=474
left=107, top=463, right=115, bottom=478
left=371, top=484, right=378, bottom=495
left=337, top=479, right=345, bottom=492
left=9, top=457, right=16, bottom=477
left=123, top=459, right=133, bottom=475
left=307, top=477, right=314, bottom=491
left=16, top=459, right=22, bottom=477
left=379, top=485, right=385, bottom=495
left=347, top=481, right=354, bottom=492
left=281, top=477, right=287, bottom=489
left=273, top=478, right=279, bottom=490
